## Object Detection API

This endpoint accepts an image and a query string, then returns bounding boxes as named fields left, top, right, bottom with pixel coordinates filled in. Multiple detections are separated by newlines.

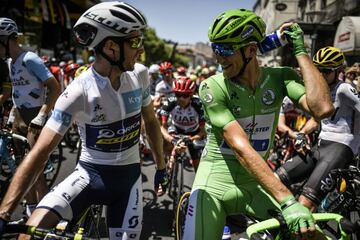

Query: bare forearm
left=190, top=126, right=206, bottom=141
left=145, top=118, right=166, bottom=170
left=297, top=55, right=334, bottom=119
left=160, top=125, right=173, bottom=143
left=300, top=118, right=319, bottom=135
left=0, top=152, right=47, bottom=215
left=277, top=117, right=297, bottom=139
left=234, top=143, right=291, bottom=202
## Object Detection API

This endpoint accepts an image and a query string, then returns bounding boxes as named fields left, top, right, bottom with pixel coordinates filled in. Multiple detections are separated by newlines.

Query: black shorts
left=276, top=139, right=354, bottom=204
left=37, top=161, right=143, bottom=239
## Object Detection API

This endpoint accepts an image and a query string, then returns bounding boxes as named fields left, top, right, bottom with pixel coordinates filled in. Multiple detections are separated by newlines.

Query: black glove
left=154, top=168, right=169, bottom=195
left=294, top=132, right=307, bottom=150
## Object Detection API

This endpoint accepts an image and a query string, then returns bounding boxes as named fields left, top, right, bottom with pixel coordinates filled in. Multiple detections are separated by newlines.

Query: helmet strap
left=98, top=39, right=126, bottom=72
left=0, top=37, right=11, bottom=59
left=238, top=48, right=252, bottom=76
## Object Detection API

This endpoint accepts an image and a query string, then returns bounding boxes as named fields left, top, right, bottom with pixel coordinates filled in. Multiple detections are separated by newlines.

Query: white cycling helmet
left=73, top=1, right=147, bottom=48
left=0, top=18, right=18, bottom=37
left=149, top=64, right=160, bottom=74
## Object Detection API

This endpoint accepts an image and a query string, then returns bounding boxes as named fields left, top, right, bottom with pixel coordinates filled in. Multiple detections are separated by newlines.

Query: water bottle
left=319, top=189, right=341, bottom=212
left=258, top=30, right=288, bottom=54
left=222, top=225, right=231, bottom=240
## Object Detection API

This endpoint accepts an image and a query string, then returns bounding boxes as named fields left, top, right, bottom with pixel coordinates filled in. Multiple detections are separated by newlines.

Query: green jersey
left=199, top=66, right=305, bottom=160
left=183, top=66, right=306, bottom=240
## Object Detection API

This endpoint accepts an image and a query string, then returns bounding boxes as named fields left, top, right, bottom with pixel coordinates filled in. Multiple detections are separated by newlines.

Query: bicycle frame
left=246, top=213, right=359, bottom=240
left=0, top=130, right=28, bottom=176
left=3, top=222, right=96, bottom=240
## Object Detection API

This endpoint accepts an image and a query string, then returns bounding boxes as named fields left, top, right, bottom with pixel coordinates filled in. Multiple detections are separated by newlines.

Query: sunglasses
left=162, top=70, right=172, bottom=76
left=211, top=43, right=242, bottom=57
left=175, top=93, right=191, bottom=98
left=318, top=68, right=336, bottom=75
left=124, top=34, right=144, bottom=49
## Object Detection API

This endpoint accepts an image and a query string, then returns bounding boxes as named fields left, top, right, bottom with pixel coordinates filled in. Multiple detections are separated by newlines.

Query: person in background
left=0, top=57, right=12, bottom=106
left=148, top=63, right=161, bottom=97
left=276, top=46, right=360, bottom=213
left=0, top=57, right=12, bottom=127
left=159, top=76, right=206, bottom=171
left=0, top=17, right=61, bottom=217
left=176, top=66, right=188, bottom=77
left=154, top=61, right=174, bottom=109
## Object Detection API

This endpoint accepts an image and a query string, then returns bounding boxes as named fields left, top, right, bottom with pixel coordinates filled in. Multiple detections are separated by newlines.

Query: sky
left=105, top=0, right=257, bottom=44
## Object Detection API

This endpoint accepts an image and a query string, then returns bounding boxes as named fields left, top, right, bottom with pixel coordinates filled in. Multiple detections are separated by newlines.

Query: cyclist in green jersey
left=183, top=9, right=334, bottom=240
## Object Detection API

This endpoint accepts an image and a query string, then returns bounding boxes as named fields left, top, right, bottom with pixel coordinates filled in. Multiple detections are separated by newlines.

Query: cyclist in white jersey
left=276, top=47, right=360, bottom=212
left=0, top=17, right=61, bottom=215
left=154, top=61, right=174, bottom=108
left=0, top=2, right=168, bottom=240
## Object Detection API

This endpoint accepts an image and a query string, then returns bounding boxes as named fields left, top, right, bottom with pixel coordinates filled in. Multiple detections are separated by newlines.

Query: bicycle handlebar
left=4, top=223, right=95, bottom=240
left=246, top=213, right=360, bottom=240
left=0, top=129, right=28, bottom=144
left=173, top=134, right=205, bottom=148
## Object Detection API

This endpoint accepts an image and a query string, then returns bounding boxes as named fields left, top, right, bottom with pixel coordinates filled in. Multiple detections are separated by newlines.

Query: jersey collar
left=91, top=67, right=109, bottom=90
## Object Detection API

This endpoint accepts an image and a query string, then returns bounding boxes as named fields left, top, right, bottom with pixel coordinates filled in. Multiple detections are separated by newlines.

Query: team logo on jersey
left=128, top=216, right=139, bottom=228
left=143, top=86, right=150, bottom=99
left=91, top=113, right=106, bottom=123
left=122, top=89, right=142, bottom=114
left=241, top=26, right=254, bottom=39
left=51, top=109, right=72, bottom=127
left=202, top=92, right=213, bottom=103
left=262, top=89, right=276, bottom=105
left=233, top=106, right=241, bottom=115
left=86, top=113, right=141, bottom=152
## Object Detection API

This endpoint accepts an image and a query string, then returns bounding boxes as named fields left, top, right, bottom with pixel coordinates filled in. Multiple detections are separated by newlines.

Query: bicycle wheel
left=44, top=144, right=63, bottom=188
left=143, top=189, right=157, bottom=208
left=175, top=192, right=190, bottom=240
left=75, top=205, right=107, bottom=239
left=168, top=158, right=179, bottom=200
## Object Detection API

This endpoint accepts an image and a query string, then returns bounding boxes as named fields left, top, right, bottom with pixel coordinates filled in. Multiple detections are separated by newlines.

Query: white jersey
left=319, top=81, right=360, bottom=153
left=10, top=51, right=53, bottom=109
left=155, top=80, right=173, bottom=97
left=280, top=96, right=305, bottom=116
left=46, top=63, right=152, bottom=165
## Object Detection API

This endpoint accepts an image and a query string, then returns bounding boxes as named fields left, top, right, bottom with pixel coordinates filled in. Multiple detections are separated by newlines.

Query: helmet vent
left=110, top=9, right=136, bottom=23
left=230, top=26, right=244, bottom=39
left=211, top=18, right=222, bottom=35
left=249, top=21, right=263, bottom=40
left=115, top=4, right=146, bottom=25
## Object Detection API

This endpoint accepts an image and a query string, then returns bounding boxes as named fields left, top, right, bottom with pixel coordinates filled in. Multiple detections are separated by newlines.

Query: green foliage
left=143, top=27, right=191, bottom=67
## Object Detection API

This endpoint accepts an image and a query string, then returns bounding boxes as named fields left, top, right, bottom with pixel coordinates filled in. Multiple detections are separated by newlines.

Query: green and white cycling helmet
left=208, top=8, right=266, bottom=47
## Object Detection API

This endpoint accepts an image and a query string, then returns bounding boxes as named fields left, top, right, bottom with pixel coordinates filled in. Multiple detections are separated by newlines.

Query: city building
left=0, top=0, right=99, bottom=60
left=253, top=0, right=360, bottom=66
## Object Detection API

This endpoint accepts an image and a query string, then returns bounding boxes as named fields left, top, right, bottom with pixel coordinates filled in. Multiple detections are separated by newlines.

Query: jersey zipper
left=250, top=94, right=256, bottom=141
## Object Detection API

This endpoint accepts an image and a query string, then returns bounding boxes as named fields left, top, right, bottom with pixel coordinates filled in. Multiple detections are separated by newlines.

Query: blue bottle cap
left=223, top=225, right=230, bottom=234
